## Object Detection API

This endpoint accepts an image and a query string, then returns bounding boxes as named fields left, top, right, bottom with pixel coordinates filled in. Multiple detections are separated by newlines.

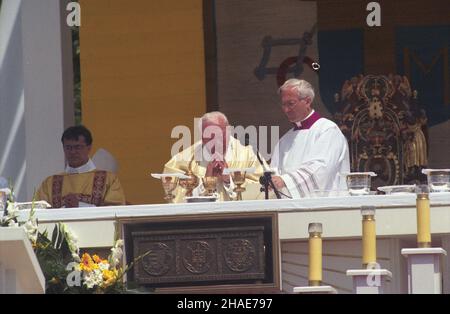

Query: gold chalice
left=178, top=156, right=200, bottom=197
left=179, top=169, right=199, bottom=197
left=162, top=176, right=179, bottom=203
left=202, top=176, right=218, bottom=196
left=231, top=170, right=247, bottom=201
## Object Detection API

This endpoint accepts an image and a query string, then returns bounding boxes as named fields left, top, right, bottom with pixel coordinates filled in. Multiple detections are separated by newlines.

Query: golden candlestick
left=416, top=185, right=431, bottom=248
left=231, top=171, right=246, bottom=201
left=361, top=206, right=377, bottom=268
left=308, top=223, right=323, bottom=286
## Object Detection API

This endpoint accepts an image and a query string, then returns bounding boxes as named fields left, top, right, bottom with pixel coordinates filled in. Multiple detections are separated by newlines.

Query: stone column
left=0, top=0, right=74, bottom=200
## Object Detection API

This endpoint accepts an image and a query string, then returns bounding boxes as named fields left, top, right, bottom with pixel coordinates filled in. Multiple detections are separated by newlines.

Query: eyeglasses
left=280, top=97, right=309, bottom=109
left=280, top=100, right=298, bottom=109
left=63, top=144, right=88, bottom=151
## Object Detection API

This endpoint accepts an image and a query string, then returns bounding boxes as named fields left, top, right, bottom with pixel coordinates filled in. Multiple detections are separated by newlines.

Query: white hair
left=200, top=111, right=229, bottom=126
left=278, top=79, right=315, bottom=101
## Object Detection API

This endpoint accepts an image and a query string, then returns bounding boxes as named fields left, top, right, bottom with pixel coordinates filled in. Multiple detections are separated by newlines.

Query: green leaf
left=51, top=224, right=60, bottom=248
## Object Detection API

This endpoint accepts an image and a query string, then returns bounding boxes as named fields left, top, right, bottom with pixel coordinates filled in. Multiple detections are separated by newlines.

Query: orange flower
left=92, top=254, right=102, bottom=264
left=79, top=253, right=98, bottom=272
left=81, top=253, right=93, bottom=264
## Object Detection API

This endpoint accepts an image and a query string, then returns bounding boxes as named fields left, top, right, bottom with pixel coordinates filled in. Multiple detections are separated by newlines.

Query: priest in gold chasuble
left=36, top=126, right=126, bottom=208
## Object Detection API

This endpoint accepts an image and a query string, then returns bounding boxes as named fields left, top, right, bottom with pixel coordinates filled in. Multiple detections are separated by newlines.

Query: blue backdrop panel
left=396, top=25, right=450, bottom=126
left=318, top=29, right=364, bottom=114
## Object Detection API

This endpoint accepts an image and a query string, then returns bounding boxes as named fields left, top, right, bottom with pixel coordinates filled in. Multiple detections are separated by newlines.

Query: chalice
left=178, top=156, right=200, bottom=197
left=231, top=170, right=247, bottom=201
left=162, top=176, right=178, bottom=203
left=202, top=176, right=218, bottom=196
left=179, top=170, right=199, bottom=197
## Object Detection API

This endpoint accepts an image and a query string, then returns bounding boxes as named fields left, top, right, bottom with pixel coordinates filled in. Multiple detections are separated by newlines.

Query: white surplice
left=270, top=113, right=350, bottom=198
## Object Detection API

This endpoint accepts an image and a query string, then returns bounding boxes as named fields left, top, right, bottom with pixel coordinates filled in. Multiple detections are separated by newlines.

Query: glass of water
left=344, top=172, right=377, bottom=196
left=423, top=169, right=450, bottom=192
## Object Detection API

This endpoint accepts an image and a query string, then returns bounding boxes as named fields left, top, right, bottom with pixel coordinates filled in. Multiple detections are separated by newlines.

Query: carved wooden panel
left=132, top=226, right=266, bottom=285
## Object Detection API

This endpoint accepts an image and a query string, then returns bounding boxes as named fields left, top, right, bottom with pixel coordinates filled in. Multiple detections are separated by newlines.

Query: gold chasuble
left=164, top=137, right=267, bottom=203
left=36, top=171, right=126, bottom=208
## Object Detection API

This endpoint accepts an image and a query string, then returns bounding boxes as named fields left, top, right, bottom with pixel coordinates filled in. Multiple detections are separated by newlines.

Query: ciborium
left=202, top=176, right=218, bottom=196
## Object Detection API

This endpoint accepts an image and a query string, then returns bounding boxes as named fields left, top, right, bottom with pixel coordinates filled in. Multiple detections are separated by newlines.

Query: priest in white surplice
left=270, top=79, right=350, bottom=198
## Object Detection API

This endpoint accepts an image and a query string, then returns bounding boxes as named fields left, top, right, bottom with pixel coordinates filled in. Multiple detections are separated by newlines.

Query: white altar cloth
left=2, top=192, right=447, bottom=248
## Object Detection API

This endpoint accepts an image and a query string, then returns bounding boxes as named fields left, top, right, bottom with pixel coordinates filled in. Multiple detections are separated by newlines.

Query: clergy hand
left=206, top=160, right=230, bottom=185
left=64, top=194, right=79, bottom=208
left=271, top=176, right=286, bottom=189
left=178, top=180, right=188, bottom=189
left=206, top=160, right=226, bottom=176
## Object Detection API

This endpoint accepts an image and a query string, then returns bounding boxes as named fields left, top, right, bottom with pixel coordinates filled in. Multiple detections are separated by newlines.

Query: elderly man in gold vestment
left=36, top=126, right=126, bottom=208
left=163, top=112, right=267, bottom=202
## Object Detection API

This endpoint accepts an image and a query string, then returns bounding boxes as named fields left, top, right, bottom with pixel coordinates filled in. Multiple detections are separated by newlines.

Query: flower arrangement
left=34, top=223, right=129, bottom=294
left=75, top=240, right=124, bottom=292
left=0, top=191, right=141, bottom=294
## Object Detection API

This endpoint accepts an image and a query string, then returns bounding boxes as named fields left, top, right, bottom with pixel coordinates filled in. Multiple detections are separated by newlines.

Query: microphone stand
left=260, top=171, right=282, bottom=199
left=256, top=150, right=282, bottom=200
